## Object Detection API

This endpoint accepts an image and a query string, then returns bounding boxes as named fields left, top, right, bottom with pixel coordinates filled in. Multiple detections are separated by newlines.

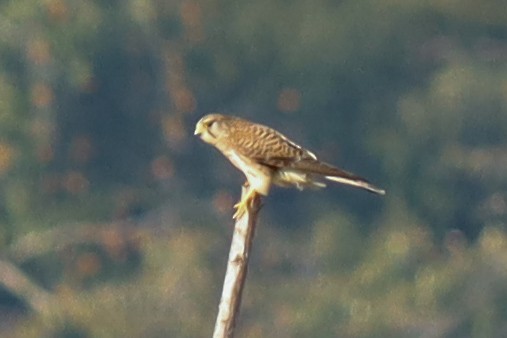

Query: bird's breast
left=222, top=149, right=272, bottom=196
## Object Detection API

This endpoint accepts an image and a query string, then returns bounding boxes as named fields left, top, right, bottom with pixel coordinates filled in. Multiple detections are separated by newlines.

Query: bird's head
left=194, top=113, right=230, bottom=145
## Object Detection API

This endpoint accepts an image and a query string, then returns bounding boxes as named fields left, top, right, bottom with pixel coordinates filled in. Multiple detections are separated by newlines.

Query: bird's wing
left=227, top=120, right=317, bottom=167
left=289, top=158, right=385, bottom=194
left=227, top=119, right=360, bottom=176
left=286, top=158, right=360, bottom=178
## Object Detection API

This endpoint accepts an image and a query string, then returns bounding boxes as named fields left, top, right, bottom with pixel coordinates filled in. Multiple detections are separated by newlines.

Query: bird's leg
left=233, top=185, right=257, bottom=219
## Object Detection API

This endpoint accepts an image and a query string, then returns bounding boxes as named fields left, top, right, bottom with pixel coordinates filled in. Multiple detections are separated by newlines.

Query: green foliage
left=0, top=0, right=505, bottom=337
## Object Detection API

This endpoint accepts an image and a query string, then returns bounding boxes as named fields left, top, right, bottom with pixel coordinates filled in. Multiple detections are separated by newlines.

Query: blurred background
left=0, top=0, right=506, bottom=337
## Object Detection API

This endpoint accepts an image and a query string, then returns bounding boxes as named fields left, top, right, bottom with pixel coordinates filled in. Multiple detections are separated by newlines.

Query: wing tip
left=367, top=186, right=386, bottom=195
left=325, top=176, right=386, bottom=196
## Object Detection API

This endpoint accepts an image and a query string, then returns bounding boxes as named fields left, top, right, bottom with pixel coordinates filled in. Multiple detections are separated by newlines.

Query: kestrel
left=195, top=114, right=385, bottom=219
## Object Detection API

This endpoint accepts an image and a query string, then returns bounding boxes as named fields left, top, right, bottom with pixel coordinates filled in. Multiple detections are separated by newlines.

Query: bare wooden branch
left=213, top=186, right=261, bottom=338
left=0, top=258, right=56, bottom=316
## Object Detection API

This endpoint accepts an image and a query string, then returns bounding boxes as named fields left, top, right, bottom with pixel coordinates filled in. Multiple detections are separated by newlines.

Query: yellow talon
left=233, top=189, right=257, bottom=219
left=233, top=200, right=248, bottom=219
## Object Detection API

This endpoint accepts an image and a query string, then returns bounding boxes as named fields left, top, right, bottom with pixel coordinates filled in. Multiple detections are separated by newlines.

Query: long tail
left=290, top=159, right=386, bottom=195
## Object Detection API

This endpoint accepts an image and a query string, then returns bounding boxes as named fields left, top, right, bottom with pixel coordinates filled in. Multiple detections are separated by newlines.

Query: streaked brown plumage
left=195, top=114, right=385, bottom=218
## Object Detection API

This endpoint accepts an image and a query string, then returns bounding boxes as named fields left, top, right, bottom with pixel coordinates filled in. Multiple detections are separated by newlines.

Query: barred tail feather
left=325, top=175, right=386, bottom=195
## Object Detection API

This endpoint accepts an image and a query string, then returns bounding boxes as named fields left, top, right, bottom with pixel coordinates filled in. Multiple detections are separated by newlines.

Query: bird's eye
left=207, top=120, right=219, bottom=131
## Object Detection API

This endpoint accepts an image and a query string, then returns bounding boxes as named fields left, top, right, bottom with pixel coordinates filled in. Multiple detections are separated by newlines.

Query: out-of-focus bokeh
left=0, top=0, right=506, bottom=337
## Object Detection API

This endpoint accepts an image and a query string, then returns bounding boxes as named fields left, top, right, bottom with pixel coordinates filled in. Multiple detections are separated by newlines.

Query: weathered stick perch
left=0, top=258, right=56, bottom=316
left=212, top=185, right=261, bottom=338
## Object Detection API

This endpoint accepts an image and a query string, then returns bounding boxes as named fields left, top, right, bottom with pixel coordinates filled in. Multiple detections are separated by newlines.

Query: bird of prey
left=195, top=114, right=385, bottom=219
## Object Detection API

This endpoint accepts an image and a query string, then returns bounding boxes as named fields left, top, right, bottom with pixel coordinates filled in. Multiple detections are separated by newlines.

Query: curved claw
left=232, top=188, right=257, bottom=219
left=233, top=200, right=249, bottom=219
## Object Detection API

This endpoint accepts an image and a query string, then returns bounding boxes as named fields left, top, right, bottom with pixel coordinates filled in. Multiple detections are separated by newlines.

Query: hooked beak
left=194, top=123, right=204, bottom=135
